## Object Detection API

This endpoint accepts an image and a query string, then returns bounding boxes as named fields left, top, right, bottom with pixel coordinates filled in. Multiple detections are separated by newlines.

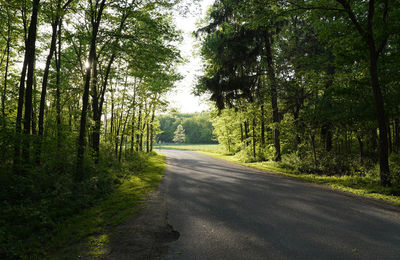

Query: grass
left=46, top=153, right=166, bottom=259
left=154, top=143, right=221, bottom=153
left=159, top=144, right=400, bottom=206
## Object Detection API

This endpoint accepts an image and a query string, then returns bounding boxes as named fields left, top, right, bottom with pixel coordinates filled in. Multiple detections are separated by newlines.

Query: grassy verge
left=154, top=143, right=221, bottom=153
left=158, top=144, right=400, bottom=206
left=46, top=153, right=166, bottom=258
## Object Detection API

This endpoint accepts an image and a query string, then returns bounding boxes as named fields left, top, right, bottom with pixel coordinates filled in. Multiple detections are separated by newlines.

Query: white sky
left=167, top=0, right=214, bottom=113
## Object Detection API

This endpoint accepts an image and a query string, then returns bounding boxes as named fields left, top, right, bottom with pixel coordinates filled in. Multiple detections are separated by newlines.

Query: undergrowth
left=201, top=151, right=400, bottom=205
left=0, top=150, right=165, bottom=259
left=158, top=144, right=400, bottom=206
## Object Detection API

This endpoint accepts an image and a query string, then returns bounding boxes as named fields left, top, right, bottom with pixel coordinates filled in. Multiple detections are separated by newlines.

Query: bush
left=390, top=153, right=400, bottom=188
left=280, top=151, right=365, bottom=176
left=279, top=153, right=302, bottom=171
left=235, top=146, right=256, bottom=163
left=0, top=140, right=153, bottom=259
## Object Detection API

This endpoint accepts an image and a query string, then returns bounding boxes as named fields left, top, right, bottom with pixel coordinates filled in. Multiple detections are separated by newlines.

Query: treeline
left=157, top=112, right=216, bottom=144
left=0, top=0, right=182, bottom=258
left=197, top=0, right=400, bottom=187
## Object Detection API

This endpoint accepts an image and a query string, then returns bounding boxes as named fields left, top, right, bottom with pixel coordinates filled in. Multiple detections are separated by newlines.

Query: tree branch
left=335, top=0, right=368, bottom=41
left=377, top=0, right=389, bottom=54
left=284, top=0, right=345, bottom=12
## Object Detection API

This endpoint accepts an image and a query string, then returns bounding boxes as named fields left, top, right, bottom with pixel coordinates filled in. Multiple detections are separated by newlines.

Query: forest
left=196, top=0, right=400, bottom=187
left=0, top=0, right=186, bottom=257
left=157, top=112, right=215, bottom=144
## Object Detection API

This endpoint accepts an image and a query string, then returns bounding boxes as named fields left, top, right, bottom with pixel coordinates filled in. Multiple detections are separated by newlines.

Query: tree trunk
left=150, top=103, right=156, bottom=152
left=387, top=117, right=392, bottom=155
left=92, top=54, right=116, bottom=163
left=311, top=133, right=317, bottom=169
left=56, top=19, right=62, bottom=151
left=260, top=105, right=265, bottom=146
left=357, top=135, right=364, bottom=163
left=336, top=0, right=391, bottom=186
left=90, top=10, right=128, bottom=162
left=394, top=116, right=399, bottom=153
left=264, top=30, right=281, bottom=161
left=131, top=114, right=135, bottom=152
left=321, top=65, right=335, bottom=152
left=293, top=105, right=301, bottom=148
left=2, top=12, right=11, bottom=121
left=252, top=117, right=256, bottom=159
left=369, top=47, right=390, bottom=186
left=119, top=111, right=130, bottom=162
left=21, top=0, right=40, bottom=165
left=76, top=0, right=107, bottom=179
left=146, top=121, right=150, bottom=153
left=110, top=84, right=114, bottom=138
left=31, top=77, right=37, bottom=135
left=136, top=103, right=142, bottom=152
left=244, top=120, right=249, bottom=146
left=13, top=13, right=30, bottom=172
left=37, top=20, right=58, bottom=164
left=240, top=123, right=244, bottom=143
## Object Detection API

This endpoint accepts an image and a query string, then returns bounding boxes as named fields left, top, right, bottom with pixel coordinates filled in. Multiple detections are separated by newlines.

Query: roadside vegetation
left=155, top=143, right=222, bottom=153
left=194, top=1, right=400, bottom=191
left=49, top=153, right=166, bottom=259
left=160, top=144, right=400, bottom=206
left=1, top=152, right=166, bottom=258
left=0, top=0, right=185, bottom=258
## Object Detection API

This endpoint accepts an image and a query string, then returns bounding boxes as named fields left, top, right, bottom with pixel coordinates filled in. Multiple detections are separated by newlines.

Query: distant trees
left=157, top=112, right=216, bottom=144
left=196, top=0, right=400, bottom=186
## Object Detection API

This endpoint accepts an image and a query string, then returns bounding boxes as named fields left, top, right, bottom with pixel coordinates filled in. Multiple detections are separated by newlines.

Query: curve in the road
left=160, top=150, right=400, bottom=260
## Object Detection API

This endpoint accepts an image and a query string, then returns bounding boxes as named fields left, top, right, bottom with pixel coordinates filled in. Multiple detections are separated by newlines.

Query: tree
left=76, top=0, right=107, bottom=179
left=283, top=0, right=398, bottom=186
left=173, top=124, right=186, bottom=143
left=197, top=0, right=400, bottom=186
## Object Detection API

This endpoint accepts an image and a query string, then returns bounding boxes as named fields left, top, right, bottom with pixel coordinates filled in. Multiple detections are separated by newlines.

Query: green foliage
left=173, top=124, right=186, bottom=143
left=197, top=0, right=400, bottom=188
left=0, top=0, right=185, bottom=258
left=211, top=108, right=241, bottom=154
left=0, top=148, right=164, bottom=259
left=48, top=152, right=165, bottom=258
left=389, top=154, right=400, bottom=188
left=182, top=113, right=214, bottom=144
left=157, top=114, right=181, bottom=142
left=158, top=112, right=216, bottom=144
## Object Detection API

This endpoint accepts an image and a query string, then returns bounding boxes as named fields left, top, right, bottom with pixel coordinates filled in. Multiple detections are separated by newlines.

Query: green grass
left=154, top=143, right=222, bottom=153
left=158, top=144, right=400, bottom=206
left=46, top=153, right=166, bottom=259
left=204, top=152, right=400, bottom=206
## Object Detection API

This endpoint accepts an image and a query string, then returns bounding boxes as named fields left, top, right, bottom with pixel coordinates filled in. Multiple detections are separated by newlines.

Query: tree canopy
left=196, top=0, right=400, bottom=186
left=0, top=0, right=186, bottom=257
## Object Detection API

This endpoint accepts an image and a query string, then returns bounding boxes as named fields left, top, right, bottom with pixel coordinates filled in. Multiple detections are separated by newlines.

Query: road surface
left=160, top=149, right=400, bottom=260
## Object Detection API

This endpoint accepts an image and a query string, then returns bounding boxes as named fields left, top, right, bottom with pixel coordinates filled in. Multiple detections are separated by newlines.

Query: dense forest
left=157, top=112, right=215, bottom=144
left=0, top=0, right=187, bottom=257
left=196, top=0, right=400, bottom=187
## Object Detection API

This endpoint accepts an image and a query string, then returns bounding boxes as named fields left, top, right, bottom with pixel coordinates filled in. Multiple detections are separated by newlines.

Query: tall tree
left=76, top=0, right=106, bottom=179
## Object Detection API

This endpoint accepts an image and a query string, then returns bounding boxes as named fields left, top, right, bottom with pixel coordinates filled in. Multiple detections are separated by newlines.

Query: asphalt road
left=160, top=149, right=400, bottom=260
